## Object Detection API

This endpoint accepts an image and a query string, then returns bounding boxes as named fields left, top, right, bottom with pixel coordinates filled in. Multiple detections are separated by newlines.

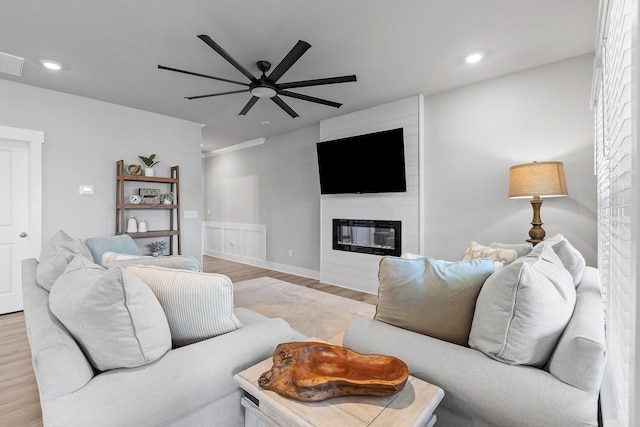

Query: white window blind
left=594, top=0, right=636, bottom=424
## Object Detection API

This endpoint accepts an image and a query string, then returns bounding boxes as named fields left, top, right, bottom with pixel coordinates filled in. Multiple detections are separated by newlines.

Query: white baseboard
left=205, top=251, right=320, bottom=281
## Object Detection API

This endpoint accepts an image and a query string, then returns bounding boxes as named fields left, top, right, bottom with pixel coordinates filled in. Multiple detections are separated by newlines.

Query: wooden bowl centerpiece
left=258, top=341, right=409, bottom=402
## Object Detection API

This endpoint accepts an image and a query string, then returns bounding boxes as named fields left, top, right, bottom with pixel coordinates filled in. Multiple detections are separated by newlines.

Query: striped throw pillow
left=126, top=265, right=242, bottom=347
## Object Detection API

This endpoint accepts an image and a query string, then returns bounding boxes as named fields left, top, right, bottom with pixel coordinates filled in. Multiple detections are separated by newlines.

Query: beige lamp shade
left=508, top=161, right=568, bottom=199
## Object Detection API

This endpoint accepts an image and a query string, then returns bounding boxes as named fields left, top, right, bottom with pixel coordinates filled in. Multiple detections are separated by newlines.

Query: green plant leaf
left=138, top=154, right=159, bottom=167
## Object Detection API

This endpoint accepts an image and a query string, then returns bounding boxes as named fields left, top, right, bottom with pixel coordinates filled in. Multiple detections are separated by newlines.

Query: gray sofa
left=344, top=259, right=606, bottom=426
left=22, top=257, right=300, bottom=426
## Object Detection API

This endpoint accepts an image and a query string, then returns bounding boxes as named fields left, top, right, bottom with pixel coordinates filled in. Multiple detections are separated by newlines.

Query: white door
left=0, top=126, right=43, bottom=314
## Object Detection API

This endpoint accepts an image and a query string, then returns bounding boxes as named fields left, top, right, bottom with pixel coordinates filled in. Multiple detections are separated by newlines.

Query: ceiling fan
left=158, top=35, right=357, bottom=118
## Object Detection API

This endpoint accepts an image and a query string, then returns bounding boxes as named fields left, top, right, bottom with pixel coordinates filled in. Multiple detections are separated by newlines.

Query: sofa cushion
left=49, top=255, right=171, bottom=371
left=462, top=242, right=518, bottom=265
left=375, top=256, right=495, bottom=346
left=469, top=244, right=576, bottom=367
left=36, top=230, right=93, bottom=291
left=489, top=241, right=533, bottom=258
left=126, top=265, right=242, bottom=347
left=537, top=234, right=586, bottom=286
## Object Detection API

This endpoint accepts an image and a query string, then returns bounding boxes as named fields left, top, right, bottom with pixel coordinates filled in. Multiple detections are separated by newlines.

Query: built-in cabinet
left=115, top=160, right=181, bottom=254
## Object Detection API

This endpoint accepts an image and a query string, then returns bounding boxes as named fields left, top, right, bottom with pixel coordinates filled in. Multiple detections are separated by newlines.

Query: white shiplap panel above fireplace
left=319, top=95, right=424, bottom=294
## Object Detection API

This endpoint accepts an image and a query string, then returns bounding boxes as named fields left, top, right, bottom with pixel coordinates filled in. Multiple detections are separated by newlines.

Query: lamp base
left=526, top=197, right=545, bottom=246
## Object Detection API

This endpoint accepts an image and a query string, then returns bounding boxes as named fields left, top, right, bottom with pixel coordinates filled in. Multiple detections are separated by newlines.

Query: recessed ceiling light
left=260, top=121, right=271, bottom=125
left=40, top=59, right=62, bottom=70
left=464, top=52, right=485, bottom=64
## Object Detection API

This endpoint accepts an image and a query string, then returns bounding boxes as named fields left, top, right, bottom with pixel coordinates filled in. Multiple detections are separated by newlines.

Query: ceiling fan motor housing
left=256, top=60, right=271, bottom=73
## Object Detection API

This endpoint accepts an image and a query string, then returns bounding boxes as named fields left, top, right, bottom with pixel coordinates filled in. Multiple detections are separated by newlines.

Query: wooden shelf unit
left=116, top=160, right=181, bottom=255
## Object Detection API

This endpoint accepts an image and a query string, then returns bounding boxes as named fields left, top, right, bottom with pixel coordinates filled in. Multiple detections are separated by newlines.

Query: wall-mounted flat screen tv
left=316, top=128, right=406, bottom=194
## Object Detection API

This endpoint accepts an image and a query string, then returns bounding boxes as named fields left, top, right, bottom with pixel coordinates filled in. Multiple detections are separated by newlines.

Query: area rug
left=233, top=277, right=376, bottom=341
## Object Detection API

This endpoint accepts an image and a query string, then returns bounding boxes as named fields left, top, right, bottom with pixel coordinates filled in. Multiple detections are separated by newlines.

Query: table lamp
left=508, top=161, right=568, bottom=245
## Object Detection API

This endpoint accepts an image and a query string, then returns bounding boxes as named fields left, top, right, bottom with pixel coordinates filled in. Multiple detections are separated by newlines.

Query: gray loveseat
left=22, top=237, right=300, bottom=426
left=343, top=239, right=606, bottom=426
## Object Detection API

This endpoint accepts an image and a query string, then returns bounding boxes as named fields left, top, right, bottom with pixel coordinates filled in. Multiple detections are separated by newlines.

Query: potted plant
left=149, top=240, right=168, bottom=257
left=138, top=154, right=159, bottom=177
left=160, top=192, right=175, bottom=205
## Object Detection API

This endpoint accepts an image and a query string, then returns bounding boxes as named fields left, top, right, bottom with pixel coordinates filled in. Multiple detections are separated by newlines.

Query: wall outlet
left=288, top=249, right=293, bottom=257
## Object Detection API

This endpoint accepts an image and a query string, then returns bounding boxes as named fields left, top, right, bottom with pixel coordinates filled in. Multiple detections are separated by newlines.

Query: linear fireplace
left=333, top=219, right=402, bottom=256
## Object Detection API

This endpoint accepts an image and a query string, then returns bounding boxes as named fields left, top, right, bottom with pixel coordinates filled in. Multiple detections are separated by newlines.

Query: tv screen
left=316, top=128, right=406, bottom=194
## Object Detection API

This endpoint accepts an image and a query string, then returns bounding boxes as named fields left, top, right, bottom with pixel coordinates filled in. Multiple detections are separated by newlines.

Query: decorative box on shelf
left=140, top=188, right=161, bottom=204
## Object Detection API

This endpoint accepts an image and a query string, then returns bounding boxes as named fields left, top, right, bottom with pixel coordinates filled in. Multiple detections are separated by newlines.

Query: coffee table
left=233, top=352, right=444, bottom=426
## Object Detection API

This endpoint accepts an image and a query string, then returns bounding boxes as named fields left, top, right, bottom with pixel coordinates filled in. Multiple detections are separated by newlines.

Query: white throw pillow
left=468, top=244, right=576, bottom=367
left=489, top=241, right=533, bottom=258
left=49, top=255, right=171, bottom=371
left=100, top=251, right=201, bottom=271
left=462, top=242, right=518, bottom=265
left=535, top=234, right=586, bottom=286
left=126, top=265, right=242, bottom=347
left=36, top=230, right=94, bottom=291
left=102, top=251, right=153, bottom=264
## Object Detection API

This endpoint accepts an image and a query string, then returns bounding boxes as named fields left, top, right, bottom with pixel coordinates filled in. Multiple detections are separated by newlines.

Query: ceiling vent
left=0, top=52, right=24, bottom=77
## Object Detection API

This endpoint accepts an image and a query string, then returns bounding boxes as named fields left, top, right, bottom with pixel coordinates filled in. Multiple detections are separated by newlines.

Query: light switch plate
left=184, top=210, right=198, bottom=219
left=79, top=185, right=94, bottom=196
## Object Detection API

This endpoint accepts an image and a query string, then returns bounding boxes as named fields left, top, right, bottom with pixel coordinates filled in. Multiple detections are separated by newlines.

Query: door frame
left=0, top=125, right=43, bottom=259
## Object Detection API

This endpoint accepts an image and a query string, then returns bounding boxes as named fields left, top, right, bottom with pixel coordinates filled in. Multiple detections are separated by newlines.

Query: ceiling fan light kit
left=158, top=35, right=357, bottom=118
left=250, top=86, right=277, bottom=98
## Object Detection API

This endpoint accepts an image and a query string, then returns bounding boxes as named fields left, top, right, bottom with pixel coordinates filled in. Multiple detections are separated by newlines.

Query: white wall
left=0, top=79, right=203, bottom=259
left=203, top=53, right=597, bottom=279
left=423, top=54, right=596, bottom=265
left=204, top=125, right=321, bottom=274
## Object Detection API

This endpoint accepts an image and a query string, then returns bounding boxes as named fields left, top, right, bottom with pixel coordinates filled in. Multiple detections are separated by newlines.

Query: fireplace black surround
left=333, top=219, right=401, bottom=256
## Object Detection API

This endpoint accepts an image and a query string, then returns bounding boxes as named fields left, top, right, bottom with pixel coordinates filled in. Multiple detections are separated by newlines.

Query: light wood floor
left=0, top=256, right=376, bottom=426
left=203, top=256, right=378, bottom=305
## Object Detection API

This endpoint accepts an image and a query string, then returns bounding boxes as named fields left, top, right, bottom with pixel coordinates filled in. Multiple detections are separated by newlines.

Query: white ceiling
left=1, top=1, right=599, bottom=151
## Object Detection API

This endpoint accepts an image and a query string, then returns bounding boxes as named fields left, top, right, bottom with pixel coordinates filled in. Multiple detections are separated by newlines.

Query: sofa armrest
left=547, top=266, right=606, bottom=392
left=22, top=259, right=95, bottom=405
left=344, top=316, right=599, bottom=427
left=42, top=317, right=298, bottom=427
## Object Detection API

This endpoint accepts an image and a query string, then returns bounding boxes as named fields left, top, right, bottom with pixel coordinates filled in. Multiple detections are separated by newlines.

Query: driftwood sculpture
left=258, top=342, right=409, bottom=402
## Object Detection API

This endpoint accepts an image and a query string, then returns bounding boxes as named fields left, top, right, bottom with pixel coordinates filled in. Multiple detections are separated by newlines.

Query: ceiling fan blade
left=278, top=90, right=342, bottom=108
left=239, top=96, right=260, bottom=115
left=278, top=75, right=357, bottom=89
left=271, top=96, right=299, bottom=118
left=186, top=89, right=249, bottom=100
left=268, top=40, right=311, bottom=83
left=197, top=35, right=257, bottom=82
left=158, top=65, right=250, bottom=86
